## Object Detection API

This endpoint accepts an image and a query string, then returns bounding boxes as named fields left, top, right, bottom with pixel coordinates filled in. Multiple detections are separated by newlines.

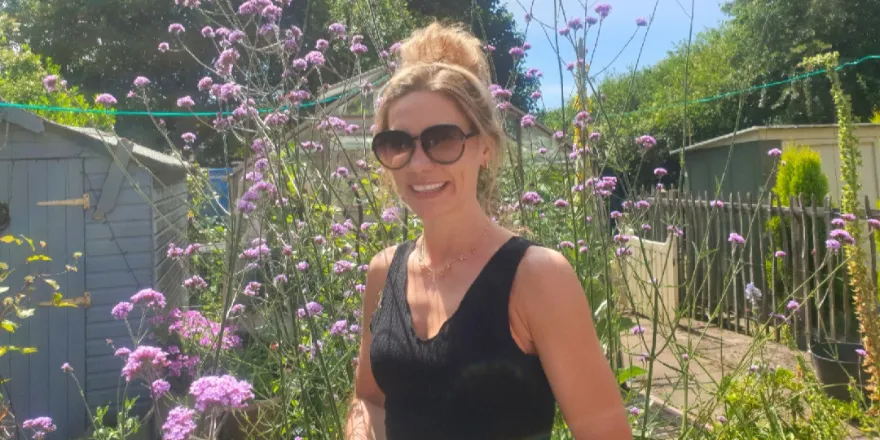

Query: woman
left=345, top=22, right=632, bottom=440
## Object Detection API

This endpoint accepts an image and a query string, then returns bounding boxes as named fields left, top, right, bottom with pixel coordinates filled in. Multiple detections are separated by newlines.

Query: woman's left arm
left=516, top=248, right=633, bottom=440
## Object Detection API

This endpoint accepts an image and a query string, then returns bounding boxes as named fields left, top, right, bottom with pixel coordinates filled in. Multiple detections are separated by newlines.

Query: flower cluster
left=22, top=417, right=56, bottom=440
left=189, top=375, right=254, bottom=412
left=167, top=310, right=242, bottom=350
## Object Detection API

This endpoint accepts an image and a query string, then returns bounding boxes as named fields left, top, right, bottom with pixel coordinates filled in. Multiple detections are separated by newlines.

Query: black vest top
left=369, top=236, right=556, bottom=440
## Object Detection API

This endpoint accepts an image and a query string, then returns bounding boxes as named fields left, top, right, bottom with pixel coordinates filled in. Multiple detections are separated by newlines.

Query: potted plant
left=809, top=339, right=869, bottom=402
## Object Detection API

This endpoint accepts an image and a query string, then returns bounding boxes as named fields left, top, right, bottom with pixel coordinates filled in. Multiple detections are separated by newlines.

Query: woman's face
left=383, top=90, right=489, bottom=221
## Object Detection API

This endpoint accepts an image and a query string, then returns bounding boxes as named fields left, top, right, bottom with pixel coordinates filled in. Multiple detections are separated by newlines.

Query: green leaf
left=0, top=347, right=7, bottom=357
left=20, top=347, right=37, bottom=354
left=616, top=365, right=648, bottom=385
left=22, top=237, right=34, bottom=252
left=26, top=254, right=51, bottom=263
left=0, top=320, right=17, bottom=333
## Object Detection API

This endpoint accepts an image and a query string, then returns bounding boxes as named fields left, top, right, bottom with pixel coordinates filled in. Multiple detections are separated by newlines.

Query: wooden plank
left=102, top=204, right=152, bottom=223
left=0, top=161, right=11, bottom=393
left=86, top=354, right=127, bottom=376
left=798, top=195, right=812, bottom=345
left=0, top=142, right=96, bottom=161
left=88, top=287, right=143, bottom=307
left=85, top=236, right=154, bottom=257
left=780, top=194, right=796, bottom=344
left=66, top=159, right=87, bottom=436
left=754, top=192, right=769, bottom=320
left=810, top=196, right=823, bottom=339
left=825, top=195, right=837, bottom=341
left=1, top=108, right=45, bottom=133
left=47, top=160, right=69, bottom=435
left=28, top=160, right=51, bottom=422
left=728, top=192, right=739, bottom=333
left=8, top=161, right=31, bottom=419
left=86, top=220, right=153, bottom=240
left=86, top=253, right=152, bottom=273
left=87, top=269, right=152, bottom=290
left=93, top=141, right=134, bottom=220
left=86, top=320, right=142, bottom=340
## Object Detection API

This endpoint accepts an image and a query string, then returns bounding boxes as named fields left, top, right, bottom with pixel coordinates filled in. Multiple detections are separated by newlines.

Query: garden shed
left=0, top=108, right=188, bottom=439
left=672, top=123, right=880, bottom=201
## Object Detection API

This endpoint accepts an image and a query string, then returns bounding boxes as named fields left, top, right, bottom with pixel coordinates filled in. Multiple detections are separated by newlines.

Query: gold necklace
left=418, top=222, right=492, bottom=280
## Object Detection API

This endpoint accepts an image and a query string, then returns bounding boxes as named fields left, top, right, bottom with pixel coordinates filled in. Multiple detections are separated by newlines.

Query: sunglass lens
left=422, top=125, right=466, bottom=164
left=373, top=131, right=414, bottom=169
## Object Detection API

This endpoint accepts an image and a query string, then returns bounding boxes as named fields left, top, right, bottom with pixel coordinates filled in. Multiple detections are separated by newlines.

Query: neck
left=418, top=202, right=492, bottom=264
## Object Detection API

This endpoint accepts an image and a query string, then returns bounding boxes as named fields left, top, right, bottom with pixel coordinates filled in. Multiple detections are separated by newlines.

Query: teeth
left=412, top=182, right=446, bottom=192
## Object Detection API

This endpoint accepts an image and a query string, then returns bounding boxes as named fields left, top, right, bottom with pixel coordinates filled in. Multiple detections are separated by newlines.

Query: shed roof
left=671, top=123, right=880, bottom=154
left=0, top=107, right=189, bottom=181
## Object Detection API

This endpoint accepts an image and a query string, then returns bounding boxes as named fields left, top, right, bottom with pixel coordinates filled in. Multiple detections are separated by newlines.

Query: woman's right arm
left=345, top=246, right=396, bottom=440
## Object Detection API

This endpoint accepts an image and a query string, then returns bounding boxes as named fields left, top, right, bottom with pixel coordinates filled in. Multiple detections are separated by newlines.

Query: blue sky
left=504, top=0, right=729, bottom=108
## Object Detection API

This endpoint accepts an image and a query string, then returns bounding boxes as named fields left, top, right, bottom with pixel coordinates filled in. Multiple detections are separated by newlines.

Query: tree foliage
left=772, top=144, right=829, bottom=206
left=0, top=13, right=113, bottom=128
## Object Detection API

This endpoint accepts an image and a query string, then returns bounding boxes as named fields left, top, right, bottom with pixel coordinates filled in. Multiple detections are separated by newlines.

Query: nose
left=407, top=138, right=435, bottom=171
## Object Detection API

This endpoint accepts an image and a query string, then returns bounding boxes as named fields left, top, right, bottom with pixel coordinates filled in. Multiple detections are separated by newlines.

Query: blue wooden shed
left=0, top=108, right=188, bottom=438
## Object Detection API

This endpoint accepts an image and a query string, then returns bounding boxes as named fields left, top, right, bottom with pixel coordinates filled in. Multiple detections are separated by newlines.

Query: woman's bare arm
left=515, top=247, right=633, bottom=440
left=345, top=246, right=396, bottom=440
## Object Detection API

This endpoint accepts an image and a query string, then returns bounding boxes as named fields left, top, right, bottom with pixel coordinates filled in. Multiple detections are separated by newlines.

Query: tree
left=0, top=13, right=113, bottom=128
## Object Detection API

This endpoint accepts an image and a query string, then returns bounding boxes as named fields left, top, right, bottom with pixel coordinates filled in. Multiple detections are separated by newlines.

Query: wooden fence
left=633, top=189, right=879, bottom=347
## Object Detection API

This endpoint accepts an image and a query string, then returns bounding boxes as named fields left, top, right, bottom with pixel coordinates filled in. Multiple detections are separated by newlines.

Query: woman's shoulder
left=513, top=241, right=581, bottom=306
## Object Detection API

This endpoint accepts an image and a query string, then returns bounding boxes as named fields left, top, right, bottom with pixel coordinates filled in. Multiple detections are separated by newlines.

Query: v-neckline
left=401, top=235, right=519, bottom=344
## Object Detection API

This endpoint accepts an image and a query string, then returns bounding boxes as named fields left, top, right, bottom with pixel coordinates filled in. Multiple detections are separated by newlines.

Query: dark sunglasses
left=371, top=124, right=478, bottom=170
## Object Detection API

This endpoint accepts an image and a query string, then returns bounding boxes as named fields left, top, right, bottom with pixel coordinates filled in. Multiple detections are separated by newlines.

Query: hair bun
left=398, top=22, right=491, bottom=86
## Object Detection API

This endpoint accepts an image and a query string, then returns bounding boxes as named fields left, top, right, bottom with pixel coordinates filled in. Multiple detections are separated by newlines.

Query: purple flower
left=328, top=22, right=346, bottom=38
left=131, top=288, right=167, bottom=309
left=261, top=4, right=282, bottom=20
left=112, top=302, right=134, bottom=320
left=654, top=167, right=667, bottom=177
left=526, top=68, right=542, bottom=78
left=351, top=42, right=368, bottom=55
left=553, top=131, right=564, bottom=139
left=163, top=406, right=197, bottom=440
left=22, top=417, right=56, bottom=438
left=133, top=76, right=150, bottom=87
left=381, top=207, right=400, bottom=222
left=521, top=191, right=543, bottom=205
left=710, top=200, right=725, bottom=209
left=786, top=300, right=799, bottom=311
left=181, top=132, right=196, bottom=143
left=635, top=200, right=651, bottom=210
left=523, top=42, right=532, bottom=50
left=554, top=199, right=569, bottom=208
left=579, top=246, right=589, bottom=253
left=243, top=281, right=261, bottom=297
left=61, top=362, right=73, bottom=373
left=538, top=147, right=548, bottom=154
left=595, top=3, right=612, bottom=18
left=306, top=301, right=323, bottom=316
left=830, top=229, right=855, bottom=245
left=831, top=218, right=845, bottom=227
left=728, top=233, right=745, bottom=246
left=43, top=75, right=58, bottom=92
left=114, top=347, right=131, bottom=358
left=524, top=12, right=532, bottom=23
left=95, top=93, right=117, bottom=106
left=557, top=241, right=575, bottom=249
left=636, top=17, right=648, bottom=26
left=304, top=50, right=326, bottom=66
left=586, top=16, right=598, bottom=25
left=176, top=96, right=195, bottom=108
left=201, top=26, right=215, bottom=38
left=168, top=23, right=185, bottom=34
left=630, top=325, right=645, bottom=335
left=768, top=148, right=782, bottom=157
left=775, top=250, right=786, bottom=258
left=190, top=375, right=254, bottom=412
left=197, top=76, right=213, bottom=91
left=629, top=407, right=641, bottom=416
left=121, top=346, right=168, bottom=382
left=568, top=17, right=583, bottom=30
left=558, top=26, right=570, bottom=36
left=228, top=30, right=246, bottom=43
left=717, top=416, right=727, bottom=424
left=330, top=319, right=348, bottom=336
left=610, top=211, right=622, bottom=219
left=158, top=42, right=170, bottom=52
left=826, top=239, right=841, bottom=253
left=869, top=218, right=880, bottom=230
left=613, top=234, right=630, bottom=244
left=215, top=48, right=240, bottom=75
left=509, top=47, right=525, bottom=58
left=483, top=44, right=495, bottom=53
left=296, top=261, right=309, bottom=271
left=641, top=224, right=652, bottom=231
left=841, top=213, right=856, bottom=222
left=229, top=304, right=245, bottom=316
left=681, top=353, right=690, bottom=360
left=333, top=260, right=354, bottom=274
left=635, top=135, right=657, bottom=149
left=856, top=348, right=867, bottom=357
left=152, top=379, right=171, bottom=398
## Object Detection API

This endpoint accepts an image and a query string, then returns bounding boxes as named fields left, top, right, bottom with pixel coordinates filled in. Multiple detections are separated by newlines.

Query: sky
left=503, top=0, right=729, bottom=108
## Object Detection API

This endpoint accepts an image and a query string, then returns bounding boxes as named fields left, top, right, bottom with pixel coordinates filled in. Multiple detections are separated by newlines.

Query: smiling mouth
left=410, top=182, right=448, bottom=193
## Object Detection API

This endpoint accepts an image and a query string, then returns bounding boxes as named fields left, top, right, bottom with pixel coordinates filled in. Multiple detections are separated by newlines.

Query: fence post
left=810, top=195, right=823, bottom=341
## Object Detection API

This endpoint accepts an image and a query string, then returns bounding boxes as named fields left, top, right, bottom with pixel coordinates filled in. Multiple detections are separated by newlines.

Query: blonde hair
left=374, top=22, right=505, bottom=214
